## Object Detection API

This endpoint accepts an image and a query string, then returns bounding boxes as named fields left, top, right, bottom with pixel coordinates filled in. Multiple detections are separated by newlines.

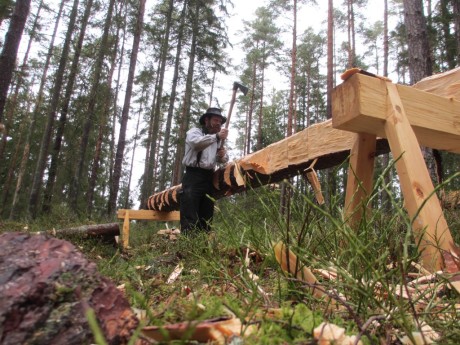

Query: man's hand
left=217, top=128, right=228, bottom=140
left=216, top=148, right=227, bottom=159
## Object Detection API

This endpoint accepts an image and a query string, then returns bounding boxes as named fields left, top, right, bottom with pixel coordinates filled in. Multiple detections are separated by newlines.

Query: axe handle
left=220, top=87, right=238, bottom=148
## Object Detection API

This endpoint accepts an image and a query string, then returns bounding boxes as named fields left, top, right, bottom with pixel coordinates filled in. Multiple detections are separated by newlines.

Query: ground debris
left=142, top=316, right=255, bottom=344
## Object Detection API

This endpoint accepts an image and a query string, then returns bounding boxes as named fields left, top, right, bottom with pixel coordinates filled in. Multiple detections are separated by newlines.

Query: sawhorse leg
left=344, top=132, right=377, bottom=228
left=384, top=82, right=457, bottom=273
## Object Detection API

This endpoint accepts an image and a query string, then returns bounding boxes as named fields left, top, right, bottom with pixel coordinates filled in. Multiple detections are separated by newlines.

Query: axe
left=220, top=81, right=248, bottom=148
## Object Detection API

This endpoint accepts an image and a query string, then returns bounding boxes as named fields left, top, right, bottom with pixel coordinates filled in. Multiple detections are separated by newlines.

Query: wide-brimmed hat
left=199, top=107, right=227, bottom=125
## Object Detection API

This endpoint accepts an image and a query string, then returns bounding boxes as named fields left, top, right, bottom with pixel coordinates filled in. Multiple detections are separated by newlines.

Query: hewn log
left=0, top=232, right=138, bottom=344
left=53, top=222, right=120, bottom=237
left=147, top=69, right=460, bottom=212
left=147, top=120, right=389, bottom=211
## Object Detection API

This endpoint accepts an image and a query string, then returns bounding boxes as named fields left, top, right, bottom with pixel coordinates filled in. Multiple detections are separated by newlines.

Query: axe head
left=233, top=81, right=249, bottom=96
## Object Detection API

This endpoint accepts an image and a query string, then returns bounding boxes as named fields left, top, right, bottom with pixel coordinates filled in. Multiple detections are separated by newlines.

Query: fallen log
left=0, top=232, right=139, bottom=344
left=52, top=222, right=120, bottom=237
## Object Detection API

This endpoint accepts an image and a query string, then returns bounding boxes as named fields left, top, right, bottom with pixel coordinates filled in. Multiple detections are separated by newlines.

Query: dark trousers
left=179, top=167, right=215, bottom=234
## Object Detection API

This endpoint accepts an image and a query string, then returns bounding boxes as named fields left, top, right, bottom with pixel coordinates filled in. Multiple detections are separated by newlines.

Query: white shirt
left=182, top=127, right=229, bottom=170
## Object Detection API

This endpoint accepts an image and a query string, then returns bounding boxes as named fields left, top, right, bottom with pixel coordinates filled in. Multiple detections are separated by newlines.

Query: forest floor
left=1, top=190, right=460, bottom=344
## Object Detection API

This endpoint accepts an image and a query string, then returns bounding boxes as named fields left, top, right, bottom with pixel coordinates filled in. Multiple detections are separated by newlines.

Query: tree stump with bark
left=0, top=232, right=138, bottom=345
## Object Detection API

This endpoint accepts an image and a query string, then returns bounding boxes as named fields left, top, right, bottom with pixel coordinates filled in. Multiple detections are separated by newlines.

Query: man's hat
left=199, top=107, right=227, bottom=125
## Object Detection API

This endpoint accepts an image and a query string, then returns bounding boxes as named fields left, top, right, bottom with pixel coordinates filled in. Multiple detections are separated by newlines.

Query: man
left=180, top=107, right=229, bottom=234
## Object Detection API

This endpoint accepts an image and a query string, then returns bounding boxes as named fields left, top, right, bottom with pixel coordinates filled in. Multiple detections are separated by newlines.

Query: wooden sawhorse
left=117, top=209, right=180, bottom=249
left=332, top=72, right=460, bottom=286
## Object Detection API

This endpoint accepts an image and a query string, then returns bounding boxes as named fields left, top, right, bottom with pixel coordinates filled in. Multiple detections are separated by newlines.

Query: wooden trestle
left=332, top=69, right=460, bottom=280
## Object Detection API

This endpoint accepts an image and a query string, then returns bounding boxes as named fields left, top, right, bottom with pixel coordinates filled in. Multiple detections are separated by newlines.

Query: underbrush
left=1, top=175, right=459, bottom=344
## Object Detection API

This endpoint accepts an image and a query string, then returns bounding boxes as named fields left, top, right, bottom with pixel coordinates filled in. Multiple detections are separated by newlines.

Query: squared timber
left=331, top=73, right=460, bottom=154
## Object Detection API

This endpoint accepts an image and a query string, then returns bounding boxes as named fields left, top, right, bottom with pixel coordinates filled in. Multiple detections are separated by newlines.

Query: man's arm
left=187, top=128, right=218, bottom=151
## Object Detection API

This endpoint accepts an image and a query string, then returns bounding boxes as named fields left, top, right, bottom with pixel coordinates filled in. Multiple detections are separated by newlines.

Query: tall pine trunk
left=171, top=1, right=200, bottom=186
left=0, top=0, right=31, bottom=122
left=453, top=0, right=460, bottom=63
left=144, top=0, right=174, bottom=197
left=42, top=0, right=94, bottom=212
left=9, top=0, right=66, bottom=219
left=402, top=0, right=439, bottom=184
left=87, top=0, right=124, bottom=217
left=28, top=0, right=79, bottom=218
left=107, top=0, right=146, bottom=215
left=0, top=0, right=42, bottom=161
left=158, top=0, right=187, bottom=191
left=70, top=0, right=115, bottom=210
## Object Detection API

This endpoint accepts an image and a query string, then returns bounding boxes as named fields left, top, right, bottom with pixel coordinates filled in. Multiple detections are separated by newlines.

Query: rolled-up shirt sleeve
left=187, top=128, right=217, bottom=151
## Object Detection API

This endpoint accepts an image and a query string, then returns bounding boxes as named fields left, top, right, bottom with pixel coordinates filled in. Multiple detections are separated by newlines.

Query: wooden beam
left=413, top=66, right=460, bottom=101
left=383, top=82, right=455, bottom=271
left=239, top=119, right=359, bottom=175
left=331, top=73, right=460, bottom=154
left=117, top=209, right=180, bottom=221
left=344, top=133, right=377, bottom=228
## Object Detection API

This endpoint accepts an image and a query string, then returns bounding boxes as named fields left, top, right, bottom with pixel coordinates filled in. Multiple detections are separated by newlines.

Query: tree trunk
left=439, top=0, right=457, bottom=69
left=28, top=0, right=80, bottom=218
left=326, top=0, right=336, bottom=204
left=108, top=0, right=127, bottom=196
left=171, top=1, right=199, bottom=186
left=87, top=1, right=124, bottom=217
left=402, top=0, right=438, bottom=184
left=145, top=0, right=174, bottom=195
left=403, top=0, right=433, bottom=83
left=0, top=0, right=31, bottom=122
left=246, top=55, right=257, bottom=155
left=70, top=0, right=115, bottom=210
left=124, top=96, right=144, bottom=209
left=287, top=0, right=297, bottom=137
left=158, top=0, right=187, bottom=191
left=9, top=0, right=66, bottom=219
left=42, top=0, right=94, bottom=213
left=0, top=0, right=42, bottom=162
left=257, top=51, right=265, bottom=151
left=381, top=0, right=392, bottom=212
left=108, top=0, right=146, bottom=215
left=453, top=0, right=460, bottom=63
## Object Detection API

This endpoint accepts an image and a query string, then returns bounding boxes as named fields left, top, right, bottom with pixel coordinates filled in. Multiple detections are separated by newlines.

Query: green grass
left=1, top=174, right=459, bottom=344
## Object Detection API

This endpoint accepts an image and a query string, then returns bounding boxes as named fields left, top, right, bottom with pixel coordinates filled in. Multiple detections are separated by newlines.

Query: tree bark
left=171, top=1, right=199, bottom=187
left=0, top=0, right=31, bottom=122
left=53, top=222, right=120, bottom=237
left=403, top=0, right=433, bottom=83
left=42, top=0, right=94, bottom=213
left=9, top=0, right=66, bottom=219
left=158, top=0, right=187, bottom=191
left=402, top=0, right=438, bottom=184
left=70, top=0, right=115, bottom=209
left=0, top=232, right=138, bottom=344
left=108, top=0, right=146, bottom=215
left=453, top=0, right=460, bottom=63
left=144, top=0, right=174, bottom=195
left=0, top=0, right=42, bottom=162
left=28, top=0, right=80, bottom=218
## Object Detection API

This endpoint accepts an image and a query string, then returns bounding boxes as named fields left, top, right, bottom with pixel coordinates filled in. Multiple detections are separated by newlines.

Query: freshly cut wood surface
left=413, top=67, right=460, bottom=101
left=146, top=120, right=389, bottom=211
left=238, top=120, right=358, bottom=175
left=332, top=73, right=460, bottom=154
